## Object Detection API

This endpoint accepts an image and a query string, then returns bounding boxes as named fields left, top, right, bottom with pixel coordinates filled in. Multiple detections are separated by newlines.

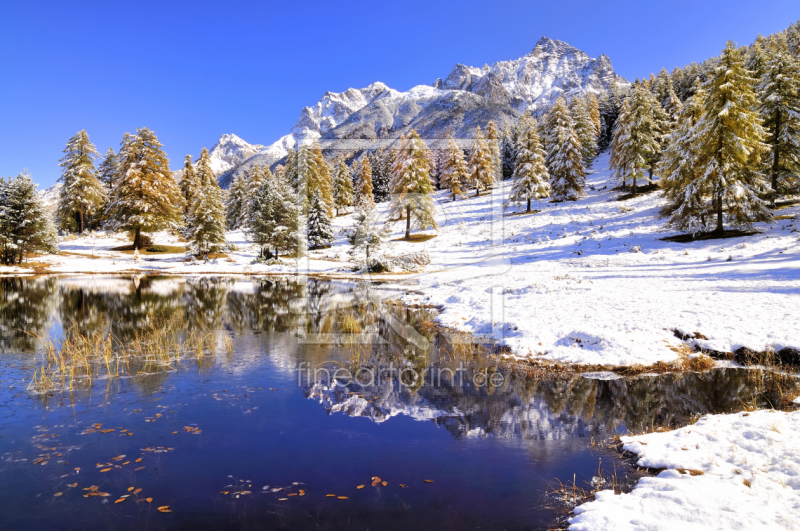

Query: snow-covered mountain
left=218, top=37, right=627, bottom=188
left=438, top=36, right=626, bottom=112
left=206, top=134, right=266, bottom=176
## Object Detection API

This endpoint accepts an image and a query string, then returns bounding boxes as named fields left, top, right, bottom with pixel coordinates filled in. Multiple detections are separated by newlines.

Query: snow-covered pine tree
left=389, top=129, right=439, bottom=239
left=98, top=148, right=119, bottom=190
left=693, top=41, right=772, bottom=233
left=356, top=155, right=374, bottom=208
left=244, top=164, right=269, bottom=226
left=658, top=88, right=710, bottom=234
left=333, top=159, right=354, bottom=215
left=225, top=173, right=247, bottom=229
left=248, top=172, right=304, bottom=260
left=283, top=148, right=299, bottom=191
left=307, top=189, right=335, bottom=249
left=56, top=130, right=107, bottom=234
left=664, top=85, right=683, bottom=124
left=369, top=148, right=393, bottom=202
left=0, top=171, right=58, bottom=264
left=187, top=148, right=226, bottom=255
left=586, top=93, right=602, bottom=140
left=569, top=97, right=597, bottom=165
left=485, top=121, right=502, bottom=184
left=598, top=82, right=627, bottom=150
left=295, top=141, right=334, bottom=216
left=439, top=135, right=468, bottom=200
left=506, top=112, right=550, bottom=212
left=500, top=124, right=516, bottom=180
left=788, top=21, right=800, bottom=58
left=609, top=97, right=632, bottom=187
left=616, top=83, right=667, bottom=192
left=467, top=127, right=495, bottom=196
left=180, top=154, right=199, bottom=221
left=347, top=203, right=390, bottom=271
left=758, top=49, right=800, bottom=201
left=105, top=128, right=185, bottom=249
left=545, top=97, right=586, bottom=200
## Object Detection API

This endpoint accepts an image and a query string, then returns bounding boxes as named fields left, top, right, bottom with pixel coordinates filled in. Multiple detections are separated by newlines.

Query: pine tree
left=105, top=127, right=185, bottom=249
left=746, top=36, right=769, bottom=82
left=500, top=124, right=516, bottom=180
left=56, top=130, right=107, bottom=234
left=586, top=93, right=602, bottom=139
left=333, top=159, right=354, bottom=215
left=506, top=113, right=550, bottom=212
left=369, top=148, right=393, bottom=202
left=248, top=173, right=304, bottom=260
left=439, top=135, right=469, bottom=200
left=244, top=164, right=269, bottom=225
left=758, top=49, right=800, bottom=201
left=545, top=98, right=586, bottom=200
left=98, top=148, right=119, bottom=190
left=307, top=189, right=335, bottom=249
left=485, top=121, right=502, bottom=184
left=356, top=155, right=374, bottom=208
left=0, top=171, right=58, bottom=264
left=180, top=154, right=199, bottom=219
left=788, top=21, right=800, bottom=58
left=664, top=85, right=684, bottom=124
left=389, top=130, right=439, bottom=239
left=225, top=173, right=247, bottom=229
left=347, top=203, right=390, bottom=271
left=187, top=148, right=227, bottom=255
left=467, top=127, right=495, bottom=196
left=569, top=96, right=597, bottom=165
left=693, top=41, right=772, bottom=233
left=659, top=89, right=710, bottom=233
left=614, top=84, right=667, bottom=192
left=609, top=97, right=632, bottom=186
left=283, top=148, right=299, bottom=191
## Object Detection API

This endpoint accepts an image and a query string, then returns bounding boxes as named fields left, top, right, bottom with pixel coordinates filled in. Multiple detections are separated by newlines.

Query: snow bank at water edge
left=569, top=409, right=800, bottom=530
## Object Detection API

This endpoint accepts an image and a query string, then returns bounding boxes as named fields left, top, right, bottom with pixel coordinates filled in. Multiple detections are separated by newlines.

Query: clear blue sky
left=1, top=0, right=797, bottom=188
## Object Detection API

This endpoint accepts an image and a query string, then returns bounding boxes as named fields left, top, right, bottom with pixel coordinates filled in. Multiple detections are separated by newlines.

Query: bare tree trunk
left=133, top=227, right=143, bottom=249
left=771, top=111, right=781, bottom=207
left=527, top=198, right=531, bottom=212
left=405, top=205, right=411, bottom=239
left=716, top=192, right=724, bottom=234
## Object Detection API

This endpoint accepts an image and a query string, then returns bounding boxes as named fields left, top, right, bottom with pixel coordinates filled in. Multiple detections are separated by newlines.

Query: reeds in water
left=28, top=318, right=216, bottom=394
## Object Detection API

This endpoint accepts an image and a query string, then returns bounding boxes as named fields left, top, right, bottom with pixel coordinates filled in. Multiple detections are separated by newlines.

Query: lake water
left=0, top=275, right=792, bottom=530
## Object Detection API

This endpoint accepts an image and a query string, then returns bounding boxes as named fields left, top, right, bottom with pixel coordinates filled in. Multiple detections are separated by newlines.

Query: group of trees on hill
left=8, top=20, right=799, bottom=264
left=53, top=127, right=226, bottom=253
left=610, top=21, right=800, bottom=234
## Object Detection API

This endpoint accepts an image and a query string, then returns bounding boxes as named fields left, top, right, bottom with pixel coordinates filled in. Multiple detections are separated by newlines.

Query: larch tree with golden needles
left=105, top=127, right=185, bottom=249
left=389, top=130, right=438, bottom=239
left=439, top=135, right=468, bottom=200
left=467, top=127, right=495, bottom=196
left=356, top=155, right=374, bottom=208
left=507, top=112, right=550, bottom=212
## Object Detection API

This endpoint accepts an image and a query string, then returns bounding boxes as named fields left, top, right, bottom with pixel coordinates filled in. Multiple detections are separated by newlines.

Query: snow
left=569, top=410, right=800, bottom=530
left=9, top=151, right=800, bottom=369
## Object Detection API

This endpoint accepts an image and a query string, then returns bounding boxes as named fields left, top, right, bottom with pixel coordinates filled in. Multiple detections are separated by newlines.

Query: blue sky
left=1, top=0, right=797, bottom=188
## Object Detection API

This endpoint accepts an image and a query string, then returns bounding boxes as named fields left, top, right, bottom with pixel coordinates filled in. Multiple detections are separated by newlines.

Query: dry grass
left=28, top=318, right=216, bottom=394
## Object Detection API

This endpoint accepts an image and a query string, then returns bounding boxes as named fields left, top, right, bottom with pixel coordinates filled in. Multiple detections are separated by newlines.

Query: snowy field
left=569, top=409, right=800, bottom=530
left=6, top=152, right=800, bottom=368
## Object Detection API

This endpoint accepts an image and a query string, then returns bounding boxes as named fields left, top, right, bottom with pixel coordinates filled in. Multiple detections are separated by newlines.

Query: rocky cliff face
left=217, top=37, right=628, bottom=188
left=442, top=36, right=627, bottom=113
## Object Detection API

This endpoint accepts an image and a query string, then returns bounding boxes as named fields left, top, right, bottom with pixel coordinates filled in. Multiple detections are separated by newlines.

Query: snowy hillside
left=218, top=37, right=627, bottom=187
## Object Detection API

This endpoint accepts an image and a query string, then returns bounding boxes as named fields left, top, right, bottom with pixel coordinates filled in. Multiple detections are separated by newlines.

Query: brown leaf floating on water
left=134, top=467, right=145, bottom=471
left=114, top=498, right=126, bottom=503
left=128, top=487, right=135, bottom=492
left=381, top=481, right=387, bottom=487
left=135, top=458, right=142, bottom=463
left=134, top=488, right=142, bottom=495
left=424, top=479, right=433, bottom=483
left=54, top=492, right=63, bottom=497
left=325, top=494, right=336, bottom=497
left=356, top=485, right=365, bottom=489
left=157, top=505, right=171, bottom=513
left=100, top=468, right=111, bottom=473
left=337, top=496, right=348, bottom=500
left=146, top=497, right=153, bottom=503
left=67, top=483, right=77, bottom=488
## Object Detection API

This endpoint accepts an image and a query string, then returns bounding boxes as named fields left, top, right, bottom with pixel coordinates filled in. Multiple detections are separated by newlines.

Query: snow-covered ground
left=569, top=409, right=800, bottom=530
left=7, top=151, right=800, bottom=368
